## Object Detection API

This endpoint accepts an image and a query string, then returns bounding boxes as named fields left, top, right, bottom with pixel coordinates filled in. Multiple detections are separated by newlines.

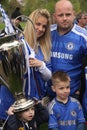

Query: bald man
left=48, top=0, right=87, bottom=102
left=47, top=1, right=86, bottom=130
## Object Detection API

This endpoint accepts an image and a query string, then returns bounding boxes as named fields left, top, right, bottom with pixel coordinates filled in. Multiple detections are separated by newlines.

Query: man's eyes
left=57, top=14, right=71, bottom=17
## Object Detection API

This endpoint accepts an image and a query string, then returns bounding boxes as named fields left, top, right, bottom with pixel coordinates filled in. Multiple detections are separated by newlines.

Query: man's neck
left=57, top=25, right=73, bottom=35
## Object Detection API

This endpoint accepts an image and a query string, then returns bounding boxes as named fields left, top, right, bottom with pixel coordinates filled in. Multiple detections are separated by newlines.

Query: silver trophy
left=0, top=15, right=36, bottom=90
left=0, top=5, right=35, bottom=129
left=0, top=15, right=36, bottom=129
left=0, top=34, right=25, bottom=89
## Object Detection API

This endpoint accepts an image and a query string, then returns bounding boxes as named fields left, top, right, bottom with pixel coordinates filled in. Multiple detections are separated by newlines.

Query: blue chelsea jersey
left=51, top=24, right=87, bottom=95
left=24, top=45, right=51, bottom=100
left=48, top=97, right=85, bottom=130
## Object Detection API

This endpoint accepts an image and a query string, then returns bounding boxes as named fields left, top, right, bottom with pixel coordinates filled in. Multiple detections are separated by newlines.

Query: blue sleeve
left=77, top=123, right=85, bottom=130
left=82, top=67, right=87, bottom=119
left=76, top=101, right=85, bottom=123
left=48, top=110, right=58, bottom=129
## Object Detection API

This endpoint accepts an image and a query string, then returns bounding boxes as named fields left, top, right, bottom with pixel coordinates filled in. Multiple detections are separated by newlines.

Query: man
left=49, top=0, right=87, bottom=100
left=76, top=11, right=87, bottom=101
left=76, top=12, right=87, bottom=29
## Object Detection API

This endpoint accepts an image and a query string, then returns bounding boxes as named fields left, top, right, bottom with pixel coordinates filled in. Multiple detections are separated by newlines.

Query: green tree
left=24, top=0, right=57, bottom=15
left=0, top=0, right=23, bottom=17
left=80, top=0, right=87, bottom=11
left=1, top=0, right=87, bottom=17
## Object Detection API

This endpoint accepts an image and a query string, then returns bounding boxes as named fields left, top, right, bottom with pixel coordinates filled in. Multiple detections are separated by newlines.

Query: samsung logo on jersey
left=51, top=52, right=73, bottom=60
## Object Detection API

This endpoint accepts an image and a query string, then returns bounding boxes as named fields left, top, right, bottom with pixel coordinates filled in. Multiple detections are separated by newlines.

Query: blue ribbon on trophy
left=0, top=4, right=15, bottom=35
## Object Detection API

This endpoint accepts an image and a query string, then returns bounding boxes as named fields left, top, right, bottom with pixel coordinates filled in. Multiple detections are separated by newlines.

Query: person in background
left=50, top=13, right=57, bottom=31
left=23, top=9, right=52, bottom=100
left=0, top=6, right=23, bottom=36
left=76, top=11, right=87, bottom=29
left=0, top=84, right=15, bottom=127
left=47, top=0, right=87, bottom=101
left=48, top=71, right=85, bottom=130
left=76, top=11, right=87, bottom=103
left=5, top=92, right=49, bottom=130
left=11, top=6, right=23, bottom=31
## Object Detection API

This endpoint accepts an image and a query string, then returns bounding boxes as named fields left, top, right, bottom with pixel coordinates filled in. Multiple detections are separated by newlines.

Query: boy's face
left=20, top=107, right=35, bottom=122
left=52, top=80, right=70, bottom=102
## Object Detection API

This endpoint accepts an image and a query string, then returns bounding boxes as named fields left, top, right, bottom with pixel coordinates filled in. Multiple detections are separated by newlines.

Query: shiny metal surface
left=0, top=35, right=26, bottom=90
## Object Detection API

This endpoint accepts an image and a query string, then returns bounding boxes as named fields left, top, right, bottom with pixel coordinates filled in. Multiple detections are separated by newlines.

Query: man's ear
left=51, top=85, right=56, bottom=92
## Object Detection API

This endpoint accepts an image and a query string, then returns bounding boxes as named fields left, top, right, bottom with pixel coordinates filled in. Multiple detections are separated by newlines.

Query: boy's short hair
left=52, top=71, right=71, bottom=86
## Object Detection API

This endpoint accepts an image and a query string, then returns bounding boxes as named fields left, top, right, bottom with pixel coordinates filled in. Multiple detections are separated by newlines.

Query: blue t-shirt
left=48, top=97, right=85, bottom=130
left=51, top=24, right=87, bottom=96
left=23, top=45, right=51, bottom=100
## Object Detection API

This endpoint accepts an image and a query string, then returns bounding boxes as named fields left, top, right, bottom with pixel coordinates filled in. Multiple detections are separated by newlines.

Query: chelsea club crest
left=66, top=42, right=74, bottom=50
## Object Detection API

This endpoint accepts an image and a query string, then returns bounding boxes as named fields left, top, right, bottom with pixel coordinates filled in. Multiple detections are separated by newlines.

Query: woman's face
left=35, top=16, right=48, bottom=39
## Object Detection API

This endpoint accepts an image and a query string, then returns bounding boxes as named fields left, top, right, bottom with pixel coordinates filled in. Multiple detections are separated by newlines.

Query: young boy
left=5, top=92, right=49, bottom=130
left=48, top=71, right=85, bottom=130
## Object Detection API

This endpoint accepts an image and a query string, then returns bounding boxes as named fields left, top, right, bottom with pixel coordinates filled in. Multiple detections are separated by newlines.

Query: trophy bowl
left=0, top=34, right=26, bottom=93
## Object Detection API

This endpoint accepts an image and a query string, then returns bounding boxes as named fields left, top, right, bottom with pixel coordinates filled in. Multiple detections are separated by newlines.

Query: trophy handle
left=14, top=15, right=37, bottom=50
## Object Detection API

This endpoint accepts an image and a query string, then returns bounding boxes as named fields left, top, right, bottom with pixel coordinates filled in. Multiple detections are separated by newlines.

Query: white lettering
left=51, top=52, right=73, bottom=60
left=59, top=120, right=76, bottom=126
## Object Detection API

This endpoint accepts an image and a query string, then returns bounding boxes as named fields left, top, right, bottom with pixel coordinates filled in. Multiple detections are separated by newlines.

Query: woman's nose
left=39, top=25, right=43, bottom=31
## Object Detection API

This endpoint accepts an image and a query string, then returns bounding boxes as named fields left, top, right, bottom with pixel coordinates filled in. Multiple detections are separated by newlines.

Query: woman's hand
left=29, top=58, right=43, bottom=67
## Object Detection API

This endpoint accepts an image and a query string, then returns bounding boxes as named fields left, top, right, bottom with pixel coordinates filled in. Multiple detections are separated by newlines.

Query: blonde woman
left=23, top=9, right=52, bottom=100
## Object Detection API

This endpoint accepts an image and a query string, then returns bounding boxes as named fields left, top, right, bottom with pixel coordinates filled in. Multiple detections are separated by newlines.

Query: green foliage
left=0, top=0, right=23, bottom=17
left=70, top=0, right=87, bottom=12
left=0, top=0, right=87, bottom=17
left=24, top=0, right=57, bottom=15
left=70, top=0, right=81, bottom=14
left=80, top=0, right=87, bottom=11
left=24, top=0, right=41, bottom=15
left=0, top=23, right=5, bottom=30
left=24, top=0, right=87, bottom=15
left=42, top=0, right=57, bottom=14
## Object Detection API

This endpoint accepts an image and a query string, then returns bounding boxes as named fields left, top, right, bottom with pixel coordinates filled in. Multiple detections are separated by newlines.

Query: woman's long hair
left=24, top=9, right=51, bottom=61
